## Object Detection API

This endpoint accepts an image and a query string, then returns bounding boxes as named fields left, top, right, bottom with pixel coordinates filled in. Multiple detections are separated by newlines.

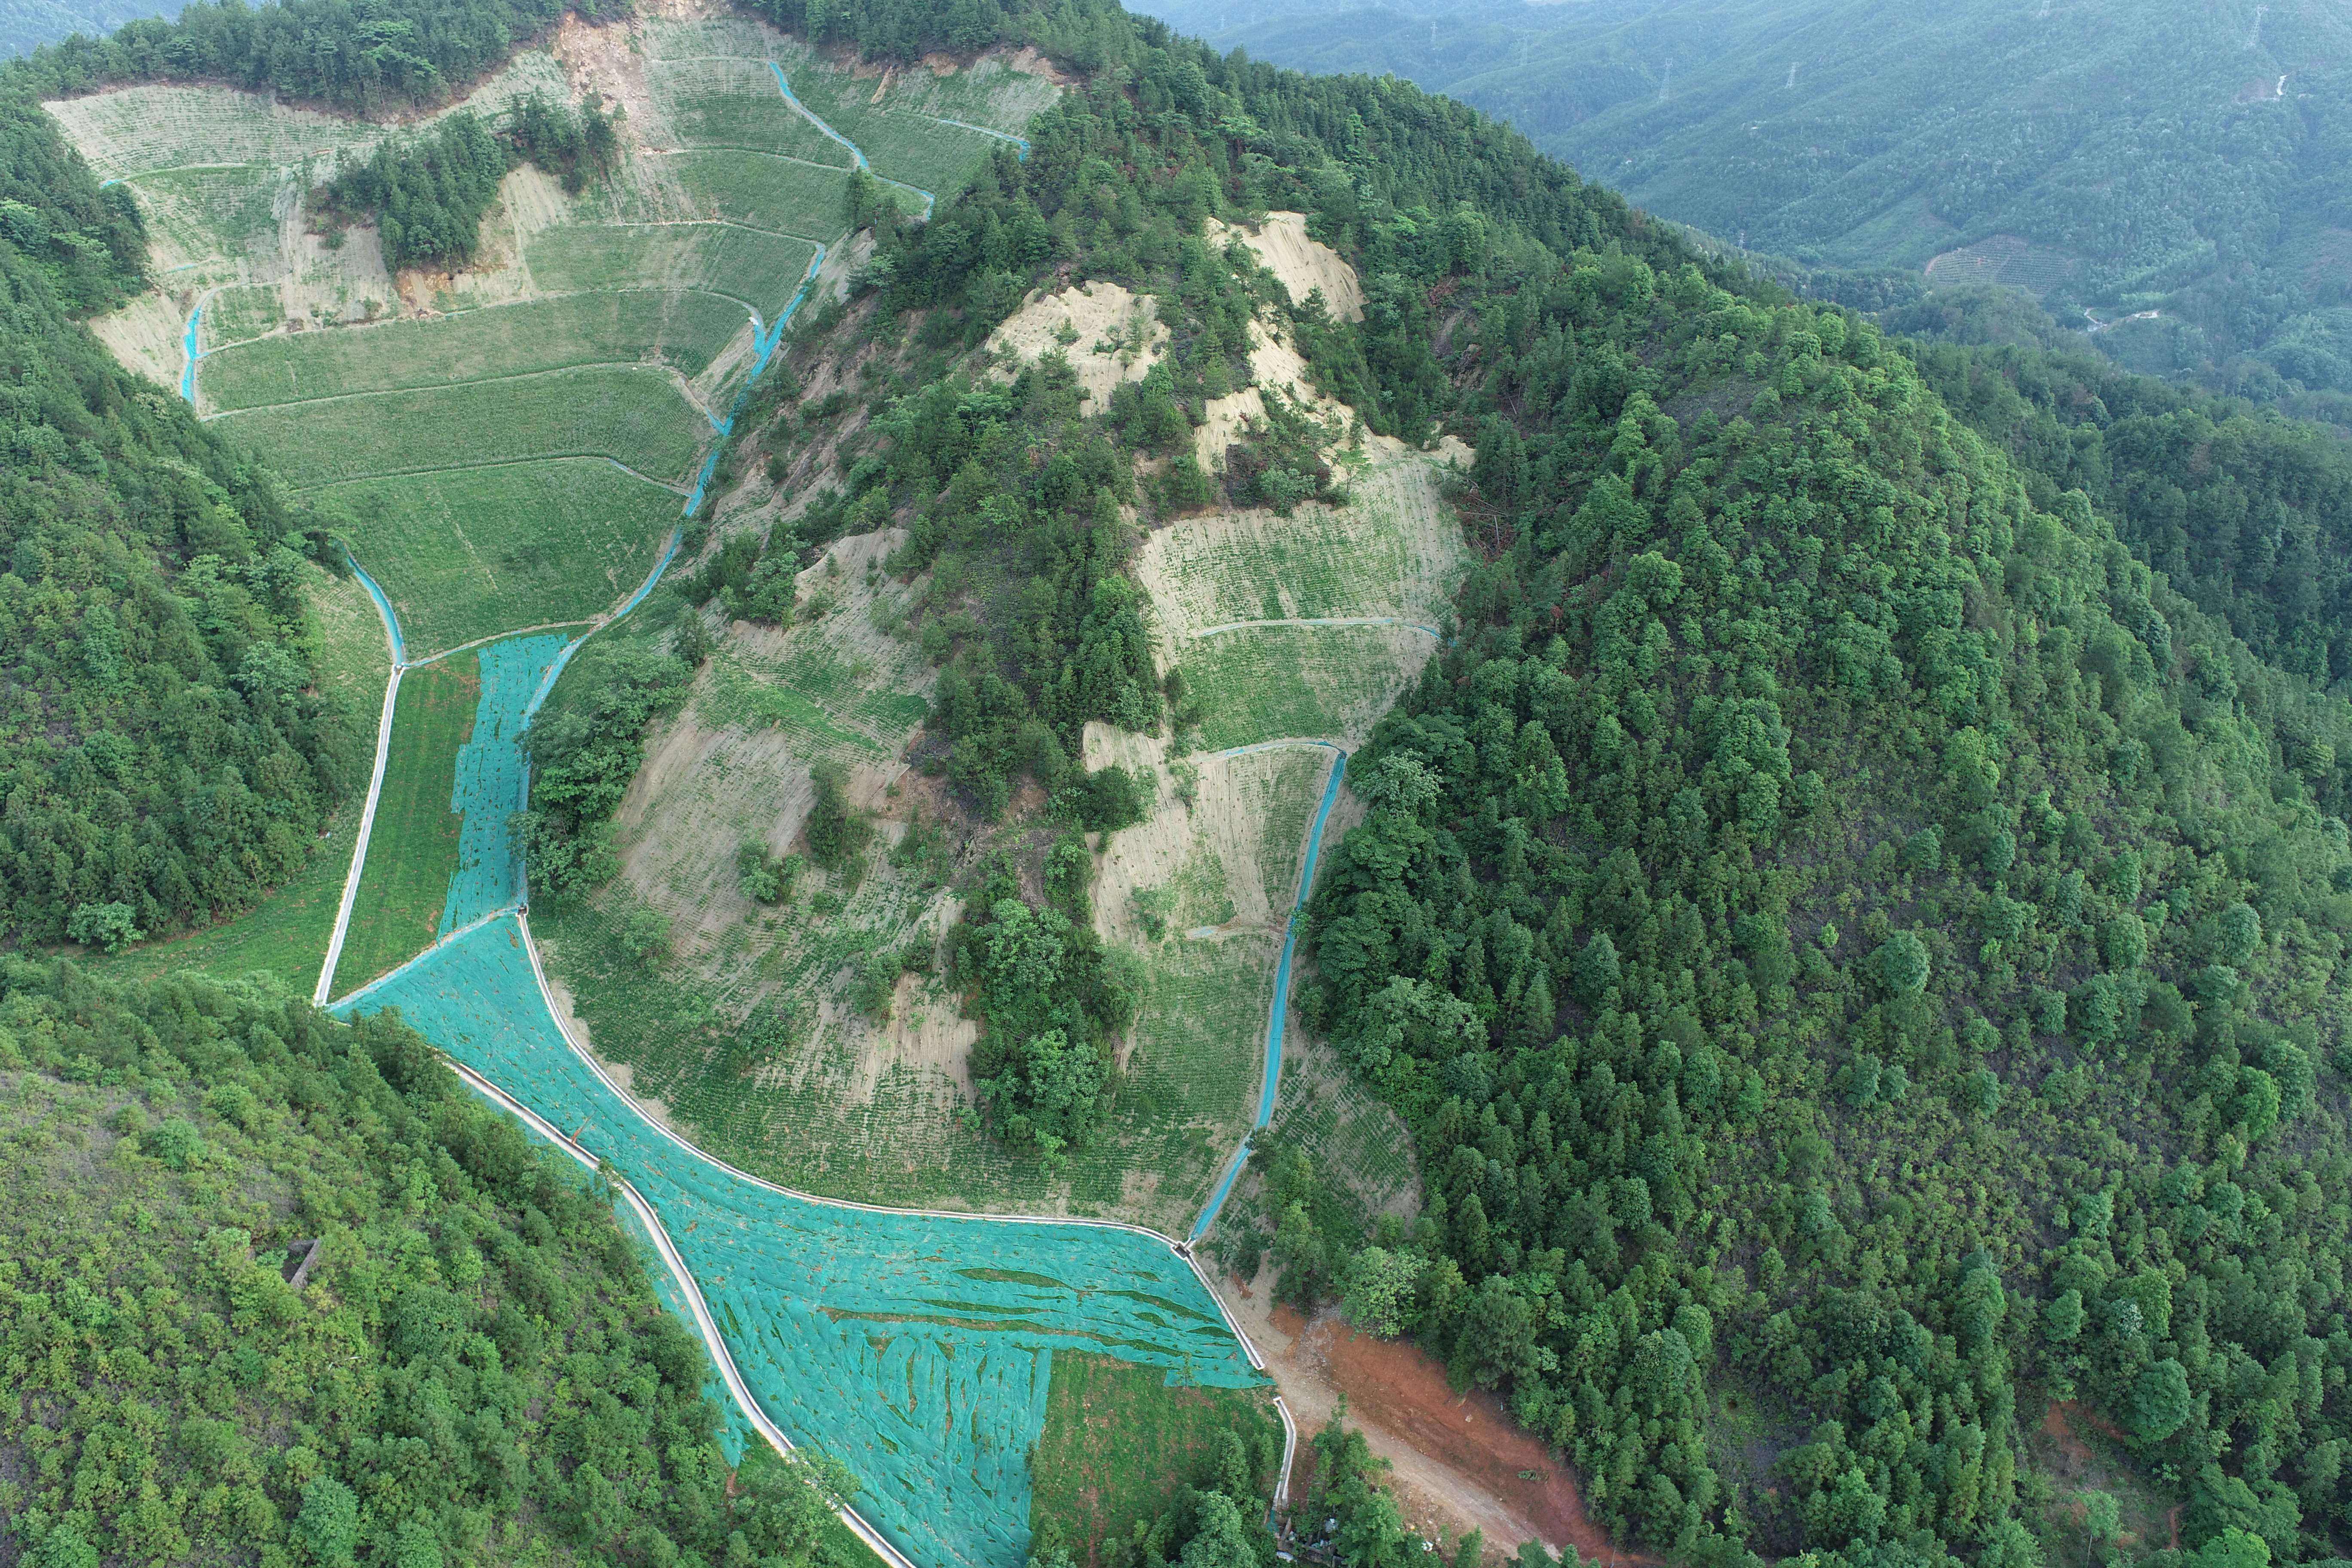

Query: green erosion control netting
left=344, top=916, right=1263, bottom=1568
left=440, top=634, right=574, bottom=935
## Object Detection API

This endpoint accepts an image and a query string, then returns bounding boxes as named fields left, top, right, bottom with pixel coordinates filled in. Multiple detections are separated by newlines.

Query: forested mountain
left=0, top=0, right=183, bottom=60
left=0, top=68, right=358, bottom=948
left=14, top=0, right=2352, bottom=1564
left=0, top=963, right=863, bottom=1568
left=520, top=1, right=2352, bottom=1564
left=1129, top=0, right=2352, bottom=410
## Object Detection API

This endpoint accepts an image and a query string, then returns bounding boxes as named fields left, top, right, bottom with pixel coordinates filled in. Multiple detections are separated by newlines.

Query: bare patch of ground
left=1225, top=1287, right=1637, bottom=1560
left=1208, top=211, right=1363, bottom=322
left=989, top=281, right=1169, bottom=407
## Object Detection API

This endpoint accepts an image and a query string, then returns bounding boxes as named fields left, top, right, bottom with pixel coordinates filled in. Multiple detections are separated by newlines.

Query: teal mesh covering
left=439, top=634, right=575, bottom=935
left=344, top=917, right=1262, bottom=1568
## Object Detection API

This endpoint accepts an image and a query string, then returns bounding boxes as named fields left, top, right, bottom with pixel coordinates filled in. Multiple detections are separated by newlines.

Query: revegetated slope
left=49, top=11, right=1049, bottom=659
left=532, top=214, right=1461, bottom=1240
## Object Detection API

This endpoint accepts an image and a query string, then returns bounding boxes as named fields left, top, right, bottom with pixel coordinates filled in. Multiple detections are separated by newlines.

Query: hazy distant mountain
left=0, top=0, right=184, bottom=55
left=1138, top=0, right=2352, bottom=398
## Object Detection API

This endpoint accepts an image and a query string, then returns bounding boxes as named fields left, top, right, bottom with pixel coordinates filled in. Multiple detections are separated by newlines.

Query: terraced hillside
left=49, top=12, right=1057, bottom=998
left=50, top=11, right=1054, bottom=662
left=530, top=215, right=1459, bottom=1239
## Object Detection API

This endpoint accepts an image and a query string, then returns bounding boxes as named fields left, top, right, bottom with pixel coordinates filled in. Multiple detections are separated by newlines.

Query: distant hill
left=1139, top=0, right=2352, bottom=404
left=0, top=0, right=181, bottom=55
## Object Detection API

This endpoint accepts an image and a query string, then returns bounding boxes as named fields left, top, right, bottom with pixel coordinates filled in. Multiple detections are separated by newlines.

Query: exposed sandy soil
left=989, top=280, right=1170, bottom=407
left=1208, top=211, right=1364, bottom=322
left=1225, top=1286, right=1640, bottom=1561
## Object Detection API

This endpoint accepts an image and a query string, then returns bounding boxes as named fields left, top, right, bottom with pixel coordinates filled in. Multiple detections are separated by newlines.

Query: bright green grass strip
left=667, top=153, right=868, bottom=236
left=211, top=365, right=708, bottom=489
left=314, top=459, right=678, bottom=656
left=202, top=293, right=750, bottom=414
left=1182, top=623, right=1427, bottom=750
left=329, top=653, right=479, bottom=998
left=89, top=567, right=391, bottom=988
left=527, top=225, right=816, bottom=320
left=1029, top=1352, right=1282, bottom=1562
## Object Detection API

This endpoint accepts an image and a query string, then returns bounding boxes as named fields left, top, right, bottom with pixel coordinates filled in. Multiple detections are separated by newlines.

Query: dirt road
left=1220, top=1269, right=1645, bottom=1562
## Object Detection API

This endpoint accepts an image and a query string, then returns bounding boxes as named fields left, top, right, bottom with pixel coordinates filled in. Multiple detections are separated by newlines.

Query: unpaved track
left=1222, top=1284, right=1646, bottom=1560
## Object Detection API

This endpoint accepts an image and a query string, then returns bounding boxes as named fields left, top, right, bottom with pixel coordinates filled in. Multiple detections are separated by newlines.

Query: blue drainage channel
left=349, top=560, right=407, bottom=665
left=1189, top=745, right=1348, bottom=1241
left=765, top=61, right=937, bottom=217
left=179, top=294, right=206, bottom=402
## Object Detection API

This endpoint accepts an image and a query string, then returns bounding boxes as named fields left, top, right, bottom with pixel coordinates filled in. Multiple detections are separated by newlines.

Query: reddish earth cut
left=1223, top=1272, right=1648, bottom=1562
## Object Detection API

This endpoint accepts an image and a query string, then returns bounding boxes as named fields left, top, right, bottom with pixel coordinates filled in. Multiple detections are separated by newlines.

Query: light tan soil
left=989, top=280, right=1169, bottom=407
left=1208, top=211, right=1364, bottom=322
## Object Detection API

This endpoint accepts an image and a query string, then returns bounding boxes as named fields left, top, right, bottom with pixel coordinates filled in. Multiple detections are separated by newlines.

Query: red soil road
left=1300, top=1310, right=1649, bottom=1563
left=1223, top=1271, right=1649, bottom=1562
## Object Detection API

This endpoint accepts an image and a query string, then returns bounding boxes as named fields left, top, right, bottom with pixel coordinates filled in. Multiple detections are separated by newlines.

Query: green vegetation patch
left=316, top=458, right=678, bottom=655
left=122, top=162, right=280, bottom=256
left=328, top=652, right=478, bottom=997
left=1029, top=1353, right=1283, bottom=1567
left=649, top=56, right=855, bottom=166
left=202, top=291, right=751, bottom=413
left=90, top=568, right=392, bottom=990
left=668, top=153, right=902, bottom=236
left=527, top=222, right=817, bottom=319
left=1182, top=625, right=1426, bottom=751
left=210, top=364, right=710, bottom=488
left=202, top=281, right=286, bottom=348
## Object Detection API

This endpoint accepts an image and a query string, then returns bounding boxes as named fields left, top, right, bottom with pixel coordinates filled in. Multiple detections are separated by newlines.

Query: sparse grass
left=534, top=895, right=1271, bottom=1234
left=202, top=293, right=750, bottom=413
left=869, top=58, right=1060, bottom=137
left=328, top=652, right=480, bottom=998
left=1029, top=1353, right=1283, bottom=1567
left=668, top=153, right=864, bottom=238
left=527, top=224, right=817, bottom=319
left=316, top=459, right=678, bottom=655
left=1182, top=624, right=1429, bottom=750
left=205, top=282, right=288, bottom=347
left=209, top=364, right=710, bottom=488
left=123, top=163, right=281, bottom=260
left=89, top=567, right=392, bottom=989
left=649, top=56, right=854, bottom=166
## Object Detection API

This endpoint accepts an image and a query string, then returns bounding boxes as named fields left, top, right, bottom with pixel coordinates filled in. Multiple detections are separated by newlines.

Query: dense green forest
left=7, top=0, right=2352, bottom=1561
left=0, top=77, right=356, bottom=949
left=320, top=96, right=618, bottom=269
left=1130, top=0, right=2352, bottom=413
left=0, top=960, right=862, bottom=1568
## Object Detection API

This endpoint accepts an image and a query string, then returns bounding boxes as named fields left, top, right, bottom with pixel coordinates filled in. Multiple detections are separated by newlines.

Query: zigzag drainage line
left=1188, top=741, right=1348, bottom=1246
